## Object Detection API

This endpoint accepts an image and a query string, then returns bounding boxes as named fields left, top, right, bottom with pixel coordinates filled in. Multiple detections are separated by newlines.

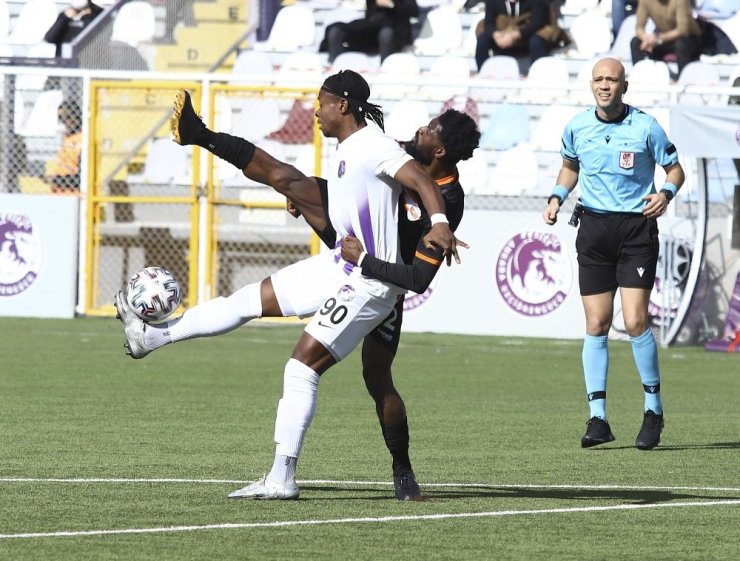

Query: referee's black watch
left=547, top=194, right=563, bottom=206
left=659, top=189, right=674, bottom=202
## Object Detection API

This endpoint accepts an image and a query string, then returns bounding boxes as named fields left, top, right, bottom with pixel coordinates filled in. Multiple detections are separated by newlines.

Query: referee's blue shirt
left=561, top=105, right=679, bottom=213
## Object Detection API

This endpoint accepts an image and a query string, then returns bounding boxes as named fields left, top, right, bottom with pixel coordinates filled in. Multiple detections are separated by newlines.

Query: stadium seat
left=384, top=100, right=430, bottom=141
left=330, top=51, right=374, bottom=73
left=677, top=61, right=722, bottom=105
left=472, top=55, right=521, bottom=102
left=456, top=148, right=489, bottom=194
left=136, top=137, right=191, bottom=185
left=277, top=50, right=324, bottom=86
left=486, top=146, right=540, bottom=195
left=527, top=105, right=581, bottom=152
left=609, top=14, right=639, bottom=61
left=413, top=5, right=464, bottom=56
left=560, top=0, right=600, bottom=16
left=17, top=89, right=63, bottom=137
left=423, top=55, right=472, bottom=100
left=479, top=104, right=529, bottom=150
left=226, top=97, right=284, bottom=142
left=626, top=59, right=671, bottom=105
left=254, top=4, right=316, bottom=52
left=375, top=52, right=421, bottom=99
left=568, top=11, right=612, bottom=59
left=14, top=43, right=56, bottom=90
left=231, top=50, right=274, bottom=79
left=0, top=0, right=9, bottom=41
left=722, top=65, right=740, bottom=105
left=3, top=0, right=57, bottom=45
left=440, top=95, right=480, bottom=126
left=516, top=56, right=570, bottom=103
left=111, top=1, right=156, bottom=47
left=571, top=58, right=599, bottom=105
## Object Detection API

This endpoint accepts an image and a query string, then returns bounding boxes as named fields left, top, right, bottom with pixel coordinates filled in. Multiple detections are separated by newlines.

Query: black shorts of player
left=576, top=210, right=659, bottom=296
left=367, top=296, right=404, bottom=355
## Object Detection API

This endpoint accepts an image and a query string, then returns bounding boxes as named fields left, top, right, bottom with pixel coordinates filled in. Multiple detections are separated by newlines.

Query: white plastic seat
left=609, top=14, right=639, bottom=61
left=472, top=55, right=521, bottom=102
left=677, top=61, right=722, bottom=105
left=486, top=146, right=540, bottom=195
left=137, top=137, right=191, bottom=185
left=375, top=52, right=421, bottom=99
left=254, top=5, right=316, bottom=52
left=413, top=6, right=463, bottom=56
left=15, top=43, right=56, bottom=90
left=18, top=89, right=63, bottom=137
left=560, top=0, right=600, bottom=16
left=0, top=0, right=9, bottom=41
left=384, top=100, right=430, bottom=141
left=527, top=105, right=581, bottom=152
left=226, top=97, right=284, bottom=142
left=4, top=0, right=57, bottom=45
left=423, top=55, right=471, bottom=100
left=111, top=1, right=155, bottom=46
left=516, top=56, right=570, bottom=103
left=232, top=50, right=274, bottom=79
left=723, top=64, right=740, bottom=105
left=277, top=51, right=324, bottom=86
left=479, top=104, right=529, bottom=151
left=572, top=58, right=600, bottom=105
left=456, top=148, right=488, bottom=194
left=568, top=11, right=612, bottom=59
left=330, top=51, right=373, bottom=73
left=626, top=59, right=671, bottom=105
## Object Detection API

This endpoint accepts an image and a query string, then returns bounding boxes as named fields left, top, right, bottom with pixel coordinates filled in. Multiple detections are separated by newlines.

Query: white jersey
left=326, top=124, right=412, bottom=296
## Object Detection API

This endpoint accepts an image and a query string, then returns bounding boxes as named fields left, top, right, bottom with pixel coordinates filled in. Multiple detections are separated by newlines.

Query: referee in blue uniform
left=542, top=57, right=685, bottom=450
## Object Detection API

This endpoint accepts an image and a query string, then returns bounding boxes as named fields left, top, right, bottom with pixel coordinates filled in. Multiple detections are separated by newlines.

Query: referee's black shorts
left=576, top=210, right=659, bottom=296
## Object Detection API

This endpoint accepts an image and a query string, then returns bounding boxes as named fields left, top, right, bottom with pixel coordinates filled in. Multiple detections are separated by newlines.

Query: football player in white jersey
left=115, top=71, right=465, bottom=500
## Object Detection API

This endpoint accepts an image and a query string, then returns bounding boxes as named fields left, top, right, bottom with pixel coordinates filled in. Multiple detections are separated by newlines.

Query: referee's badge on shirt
left=619, top=151, right=635, bottom=169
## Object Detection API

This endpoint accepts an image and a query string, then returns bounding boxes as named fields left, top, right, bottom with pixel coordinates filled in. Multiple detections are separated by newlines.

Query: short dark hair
left=437, top=109, right=480, bottom=164
left=321, top=70, right=384, bottom=131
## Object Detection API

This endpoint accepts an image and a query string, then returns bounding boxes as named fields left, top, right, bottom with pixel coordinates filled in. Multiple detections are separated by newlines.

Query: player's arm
left=543, top=158, right=579, bottom=225
left=286, top=177, right=336, bottom=249
left=343, top=234, right=443, bottom=293
left=393, top=160, right=460, bottom=261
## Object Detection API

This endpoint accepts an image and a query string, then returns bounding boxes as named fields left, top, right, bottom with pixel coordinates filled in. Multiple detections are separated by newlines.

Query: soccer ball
left=125, top=266, right=182, bottom=323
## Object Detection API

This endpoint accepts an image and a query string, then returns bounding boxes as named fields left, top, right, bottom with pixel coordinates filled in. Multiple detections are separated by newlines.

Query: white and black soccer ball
left=125, top=266, right=182, bottom=323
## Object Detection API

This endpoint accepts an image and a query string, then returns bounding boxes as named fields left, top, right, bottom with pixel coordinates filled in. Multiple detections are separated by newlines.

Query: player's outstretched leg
left=113, top=290, right=151, bottom=359
left=171, top=90, right=205, bottom=146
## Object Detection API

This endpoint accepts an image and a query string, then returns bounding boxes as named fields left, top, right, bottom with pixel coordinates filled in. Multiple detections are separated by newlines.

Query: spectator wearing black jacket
left=44, top=0, right=104, bottom=58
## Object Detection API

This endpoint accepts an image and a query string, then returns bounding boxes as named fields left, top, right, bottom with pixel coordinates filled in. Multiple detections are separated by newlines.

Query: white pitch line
left=1, top=478, right=739, bottom=493
left=1, top=500, right=738, bottom=540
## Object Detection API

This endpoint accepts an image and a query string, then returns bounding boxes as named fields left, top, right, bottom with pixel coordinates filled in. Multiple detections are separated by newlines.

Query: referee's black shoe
left=581, top=417, right=615, bottom=448
left=394, top=469, right=421, bottom=501
left=171, top=90, right=204, bottom=146
left=635, top=410, right=664, bottom=450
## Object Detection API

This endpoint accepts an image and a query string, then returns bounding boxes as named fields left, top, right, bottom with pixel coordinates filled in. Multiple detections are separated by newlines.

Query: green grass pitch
left=0, top=317, right=738, bottom=560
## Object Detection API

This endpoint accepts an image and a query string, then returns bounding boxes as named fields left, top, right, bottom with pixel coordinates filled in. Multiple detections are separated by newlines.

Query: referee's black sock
left=196, top=129, right=256, bottom=171
left=383, top=418, right=412, bottom=474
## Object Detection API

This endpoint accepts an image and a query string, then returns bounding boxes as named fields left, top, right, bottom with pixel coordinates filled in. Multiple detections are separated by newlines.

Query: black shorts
left=367, top=296, right=403, bottom=355
left=576, top=211, right=659, bottom=296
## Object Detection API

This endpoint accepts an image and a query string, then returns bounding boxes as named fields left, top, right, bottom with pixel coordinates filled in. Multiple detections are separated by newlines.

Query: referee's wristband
left=430, top=213, right=449, bottom=225
left=661, top=182, right=678, bottom=200
left=548, top=185, right=570, bottom=206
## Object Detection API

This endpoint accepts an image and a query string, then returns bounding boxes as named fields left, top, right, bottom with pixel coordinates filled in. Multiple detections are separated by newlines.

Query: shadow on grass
left=582, top=441, right=740, bottom=451
left=302, top=484, right=740, bottom=503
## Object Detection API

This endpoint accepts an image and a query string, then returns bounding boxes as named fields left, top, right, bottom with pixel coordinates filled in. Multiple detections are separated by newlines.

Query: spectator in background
left=320, top=0, right=420, bottom=63
left=44, top=0, right=104, bottom=58
left=611, top=0, right=638, bottom=41
left=474, top=0, right=560, bottom=72
left=45, top=100, right=82, bottom=193
left=630, top=0, right=702, bottom=77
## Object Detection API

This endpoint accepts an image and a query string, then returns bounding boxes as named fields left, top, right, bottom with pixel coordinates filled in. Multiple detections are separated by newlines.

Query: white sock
left=145, top=283, right=263, bottom=348
left=269, top=455, right=298, bottom=483
left=269, top=358, right=320, bottom=482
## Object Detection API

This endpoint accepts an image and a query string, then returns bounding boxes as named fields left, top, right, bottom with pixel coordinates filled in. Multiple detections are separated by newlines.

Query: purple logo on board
left=495, top=231, right=572, bottom=316
left=0, top=212, right=43, bottom=297
left=403, top=276, right=439, bottom=312
left=338, top=160, right=346, bottom=178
